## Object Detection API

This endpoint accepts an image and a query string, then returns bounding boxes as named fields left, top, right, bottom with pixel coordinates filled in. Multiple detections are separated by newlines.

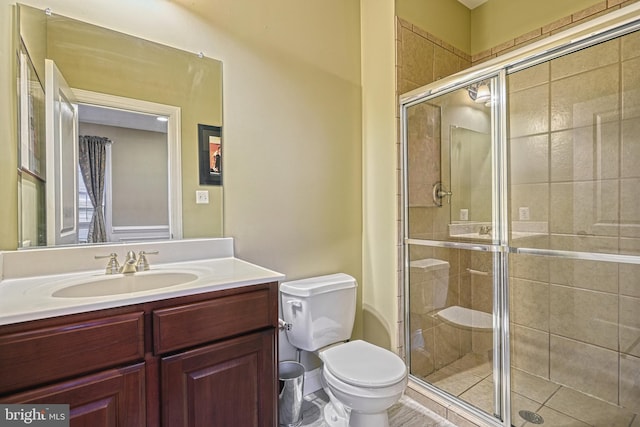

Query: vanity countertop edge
left=0, top=238, right=285, bottom=326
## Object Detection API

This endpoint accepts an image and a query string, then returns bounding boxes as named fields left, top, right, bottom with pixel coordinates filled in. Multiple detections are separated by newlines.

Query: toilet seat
left=323, top=366, right=408, bottom=401
left=321, top=340, right=407, bottom=388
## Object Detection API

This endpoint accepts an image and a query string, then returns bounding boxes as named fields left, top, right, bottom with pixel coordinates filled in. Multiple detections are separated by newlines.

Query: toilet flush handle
left=287, top=300, right=302, bottom=309
left=286, top=299, right=302, bottom=317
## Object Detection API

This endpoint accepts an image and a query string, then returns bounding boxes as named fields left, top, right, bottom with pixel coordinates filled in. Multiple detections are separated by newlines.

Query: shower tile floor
left=423, top=353, right=639, bottom=427
left=299, top=389, right=457, bottom=427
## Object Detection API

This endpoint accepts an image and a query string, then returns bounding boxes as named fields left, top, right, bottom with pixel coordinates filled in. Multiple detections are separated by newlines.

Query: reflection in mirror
left=18, top=41, right=47, bottom=247
left=405, top=78, right=495, bottom=242
left=406, top=102, right=441, bottom=208
left=198, top=124, right=222, bottom=186
left=78, top=104, right=170, bottom=244
left=450, top=126, right=491, bottom=224
left=15, top=4, right=223, bottom=248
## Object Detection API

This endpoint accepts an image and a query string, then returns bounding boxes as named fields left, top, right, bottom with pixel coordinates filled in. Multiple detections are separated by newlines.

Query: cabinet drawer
left=153, top=288, right=271, bottom=354
left=0, top=312, right=144, bottom=394
left=0, top=363, right=146, bottom=427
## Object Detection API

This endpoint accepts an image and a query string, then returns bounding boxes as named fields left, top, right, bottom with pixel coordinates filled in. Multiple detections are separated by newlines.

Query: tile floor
left=423, top=353, right=639, bottom=427
left=299, top=389, right=457, bottom=427
left=296, top=354, right=638, bottom=427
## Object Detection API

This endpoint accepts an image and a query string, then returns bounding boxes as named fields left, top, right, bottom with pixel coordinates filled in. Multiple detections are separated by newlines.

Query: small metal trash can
left=278, top=361, right=305, bottom=427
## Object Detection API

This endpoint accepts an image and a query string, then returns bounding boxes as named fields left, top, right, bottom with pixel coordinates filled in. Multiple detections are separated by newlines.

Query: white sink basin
left=52, top=271, right=198, bottom=298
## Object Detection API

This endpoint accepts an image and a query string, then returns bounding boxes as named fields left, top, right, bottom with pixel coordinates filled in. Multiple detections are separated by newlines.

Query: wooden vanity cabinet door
left=160, top=329, right=276, bottom=427
left=0, top=363, right=146, bottom=427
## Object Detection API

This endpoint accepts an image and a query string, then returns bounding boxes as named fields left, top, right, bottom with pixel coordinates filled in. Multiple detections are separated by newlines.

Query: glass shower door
left=506, top=29, right=640, bottom=427
left=403, top=16, right=640, bottom=427
left=403, top=75, right=507, bottom=423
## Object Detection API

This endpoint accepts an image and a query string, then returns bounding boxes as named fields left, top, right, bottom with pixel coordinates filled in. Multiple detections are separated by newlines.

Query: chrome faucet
left=479, top=225, right=492, bottom=235
left=96, top=250, right=159, bottom=274
left=120, top=251, right=138, bottom=274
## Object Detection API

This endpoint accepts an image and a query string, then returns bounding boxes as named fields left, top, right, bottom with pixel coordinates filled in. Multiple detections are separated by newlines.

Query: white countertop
left=447, top=221, right=549, bottom=241
left=449, top=231, right=545, bottom=241
left=0, top=239, right=284, bottom=326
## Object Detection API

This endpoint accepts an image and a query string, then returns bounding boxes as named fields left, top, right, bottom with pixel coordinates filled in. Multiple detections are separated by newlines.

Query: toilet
left=410, top=259, right=492, bottom=330
left=280, top=273, right=407, bottom=427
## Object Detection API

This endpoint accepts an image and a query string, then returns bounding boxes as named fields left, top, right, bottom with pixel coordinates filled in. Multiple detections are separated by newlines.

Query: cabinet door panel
left=0, top=363, right=145, bottom=427
left=162, top=330, right=276, bottom=427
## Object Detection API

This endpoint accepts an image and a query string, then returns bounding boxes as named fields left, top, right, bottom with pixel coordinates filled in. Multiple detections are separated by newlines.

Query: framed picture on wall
left=198, top=124, right=222, bottom=186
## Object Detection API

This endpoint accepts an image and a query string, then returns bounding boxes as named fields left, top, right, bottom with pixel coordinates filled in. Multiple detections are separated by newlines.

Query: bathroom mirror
left=13, top=4, right=223, bottom=248
left=449, top=126, right=491, bottom=223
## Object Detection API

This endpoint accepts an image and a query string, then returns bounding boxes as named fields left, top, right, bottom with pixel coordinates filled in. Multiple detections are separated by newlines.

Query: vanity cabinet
left=0, top=282, right=279, bottom=427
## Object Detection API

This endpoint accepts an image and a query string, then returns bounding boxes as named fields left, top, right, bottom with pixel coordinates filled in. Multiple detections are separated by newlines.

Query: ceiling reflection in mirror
left=16, top=3, right=223, bottom=249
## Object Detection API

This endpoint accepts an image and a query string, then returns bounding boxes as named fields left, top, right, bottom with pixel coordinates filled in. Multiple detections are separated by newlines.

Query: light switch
left=196, top=190, right=209, bottom=204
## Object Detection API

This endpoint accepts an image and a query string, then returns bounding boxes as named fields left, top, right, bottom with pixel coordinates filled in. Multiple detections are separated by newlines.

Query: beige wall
left=361, top=0, right=398, bottom=350
left=182, top=1, right=363, bottom=341
left=396, top=0, right=614, bottom=57
left=1, top=0, right=365, bottom=338
left=0, top=3, right=17, bottom=249
left=396, top=0, right=470, bottom=54
left=470, top=0, right=603, bottom=54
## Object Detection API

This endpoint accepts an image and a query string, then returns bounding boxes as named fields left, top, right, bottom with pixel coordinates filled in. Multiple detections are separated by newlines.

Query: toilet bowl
left=280, top=274, right=408, bottom=427
left=410, top=258, right=492, bottom=330
left=319, top=340, right=407, bottom=427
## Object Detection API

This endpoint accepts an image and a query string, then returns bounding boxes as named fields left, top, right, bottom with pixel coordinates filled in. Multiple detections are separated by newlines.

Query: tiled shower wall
left=507, top=30, right=640, bottom=413
left=396, top=1, right=640, bottom=424
left=395, top=0, right=640, bottom=366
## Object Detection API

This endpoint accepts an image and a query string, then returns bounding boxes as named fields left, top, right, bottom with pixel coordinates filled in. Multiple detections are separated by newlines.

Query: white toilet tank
left=280, top=273, right=357, bottom=352
left=409, top=258, right=450, bottom=314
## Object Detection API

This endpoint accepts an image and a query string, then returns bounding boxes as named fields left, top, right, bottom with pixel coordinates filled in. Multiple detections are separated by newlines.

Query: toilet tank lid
left=280, top=273, right=357, bottom=297
left=409, top=258, right=449, bottom=271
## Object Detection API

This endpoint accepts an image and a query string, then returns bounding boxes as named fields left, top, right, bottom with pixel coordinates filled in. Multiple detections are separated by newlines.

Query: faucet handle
left=432, top=182, right=453, bottom=206
left=136, top=250, right=159, bottom=272
left=95, top=253, right=120, bottom=275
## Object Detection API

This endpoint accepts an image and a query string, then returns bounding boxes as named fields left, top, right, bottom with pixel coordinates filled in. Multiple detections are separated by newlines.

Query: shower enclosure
left=401, top=8, right=640, bottom=427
